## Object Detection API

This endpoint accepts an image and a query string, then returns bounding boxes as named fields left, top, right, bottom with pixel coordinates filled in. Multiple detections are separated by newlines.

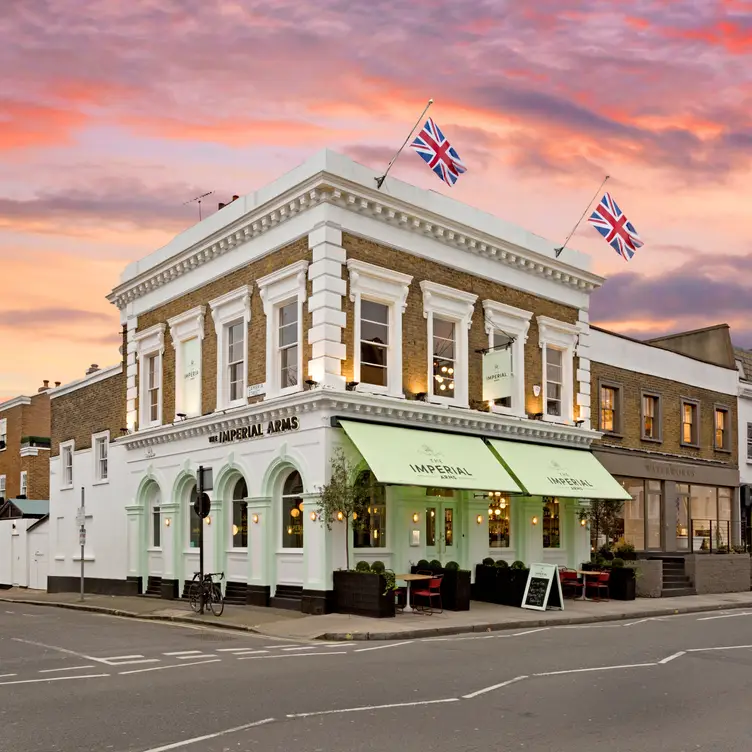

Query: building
left=48, top=149, right=635, bottom=610
left=589, top=325, right=740, bottom=554
left=733, top=347, right=752, bottom=544
left=0, top=382, right=57, bottom=503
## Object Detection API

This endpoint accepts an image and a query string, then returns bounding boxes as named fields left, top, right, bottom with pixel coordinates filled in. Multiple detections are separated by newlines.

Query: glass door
left=424, top=501, right=458, bottom=563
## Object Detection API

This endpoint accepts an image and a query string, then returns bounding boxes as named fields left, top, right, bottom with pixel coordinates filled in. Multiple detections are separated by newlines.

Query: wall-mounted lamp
left=346, top=381, right=359, bottom=391
left=574, top=419, right=585, bottom=427
left=336, top=511, right=344, bottom=521
left=164, top=517, right=171, bottom=527
left=476, top=514, right=484, bottom=525
left=532, top=516, right=539, bottom=525
left=412, top=512, right=419, bottom=524
left=305, top=379, right=319, bottom=389
left=176, top=413, right=187, bottom=422
left=205, top=515, right=212, bottom=525
left=352, top=512, right=358, bottom=521
left=532, top=384, right=541, bottom=397
left=11, top=523, right=17, bottom=531
left=252, top=514, right=259, bottom=524
left=580, top=518, right=587, bottom=527
left=232, top=524, right=239, bottom=536
left=309, top=511, right=317, bottom=521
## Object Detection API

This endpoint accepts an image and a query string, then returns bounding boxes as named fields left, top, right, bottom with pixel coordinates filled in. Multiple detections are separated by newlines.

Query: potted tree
left=317, top=451, right=395, bottom=618
left=579, top=499, right=624, bottom=556
left=608, top=558, right=636, bottom=600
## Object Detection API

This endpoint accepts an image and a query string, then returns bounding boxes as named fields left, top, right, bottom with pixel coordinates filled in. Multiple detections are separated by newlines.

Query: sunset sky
left=1, top=0, right=750, bottom=399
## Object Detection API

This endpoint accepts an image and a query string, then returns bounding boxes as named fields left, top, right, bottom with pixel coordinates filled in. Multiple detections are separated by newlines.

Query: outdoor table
left=395, top=573, right=432, bottom=613
left=575, top=570, right=597, bottom=601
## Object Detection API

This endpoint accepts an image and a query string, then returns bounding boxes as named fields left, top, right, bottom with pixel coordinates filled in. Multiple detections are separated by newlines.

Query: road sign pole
left=198, top=465, right=204, bottom=615
left=79, top=487, right=85, bottom=602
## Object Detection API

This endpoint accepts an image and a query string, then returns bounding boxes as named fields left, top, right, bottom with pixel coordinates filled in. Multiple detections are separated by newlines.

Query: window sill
left=490, top=406, right=525, bottom=419
left=276, top=548, right=304, bottom=555
left=60, top=485, right=74, bottom=492
left=215, top=402, right=247, bottom=414
left=227, top=548, right=248, bottom=554
left=54, top=556, right=65, bottom=562
left=428, top=395, right=468, bottom=409
left=680, top=442, right=700, bottom=450
left=641, top=436, right=663, bottom=444
left=354, top=548, right=394, bottom=554
left=147, top=547, right=163, bottom=553
left=714, top=447, right=732, bottom=454
left=92, top=479, right=109, bottom=486
left=601, top=431, right=623, bottom=439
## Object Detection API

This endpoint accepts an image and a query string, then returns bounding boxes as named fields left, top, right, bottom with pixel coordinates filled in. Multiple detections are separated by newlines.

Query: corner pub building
left=47, top=150, right=630, bottom=613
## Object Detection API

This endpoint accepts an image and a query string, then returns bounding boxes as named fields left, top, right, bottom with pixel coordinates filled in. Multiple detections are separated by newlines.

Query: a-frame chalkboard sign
left=521, top=563, right=564, bottom=611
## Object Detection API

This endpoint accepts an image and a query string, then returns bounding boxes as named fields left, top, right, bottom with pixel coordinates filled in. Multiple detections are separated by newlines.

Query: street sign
left=247, top=382, right=266, bottom=398
left=76, top=507, right=85, bottom=527
left=193, top=492, right=211, bottom=519
left=79, top=528, right=86, bottom=546
left=198, top=466, right=213, bottom=492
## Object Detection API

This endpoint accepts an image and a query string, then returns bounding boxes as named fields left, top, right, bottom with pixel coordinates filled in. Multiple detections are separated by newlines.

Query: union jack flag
left=410, top=118, right=466, bottom=186
left=588, top=192, right=644, bottom=261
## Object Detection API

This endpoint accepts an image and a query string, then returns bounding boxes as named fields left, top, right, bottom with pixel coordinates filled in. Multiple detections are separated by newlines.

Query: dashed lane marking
left=164, top=650, right=203, bottom=656
left=281, top=646, right=317, bottom=651
left=462, top=675, right=527, bottom=699
left=0, top=674, right=110, bottom=686
left=138, top=717, right=275, bottom=752
left=355, top=641, right=413, bottom=653
left=228, top=650, right=269, bottom=656
left=286, top=698, right=460, bottom=718
left=38, top=665, right=95, bottom=673
left=177, top=654, right=216, bottom=660
left=697, top=612, right=752, bottom=621
left=119, top=659, right=221, bottom=676
left=237, top=652, right=347, bottom=661
left=533, top=662, right=657, bottom=677
left=0, top=674, right=17, bottom=679
left=659, top=651, right=686, bottom=664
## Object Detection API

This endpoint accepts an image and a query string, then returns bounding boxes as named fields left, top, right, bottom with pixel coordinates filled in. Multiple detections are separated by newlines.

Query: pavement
left=3, top=586, right=752, bottom=641
left=4, top=601, right=752, bottom=750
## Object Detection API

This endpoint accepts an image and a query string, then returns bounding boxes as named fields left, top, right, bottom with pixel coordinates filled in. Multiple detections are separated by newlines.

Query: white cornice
left=118, top=389, right=601, bottom=451
left=107, top=173, right=604, bottom=311
left=50, top=364, right=123, bottom=400
left=0, top=396, right=32, bottom=412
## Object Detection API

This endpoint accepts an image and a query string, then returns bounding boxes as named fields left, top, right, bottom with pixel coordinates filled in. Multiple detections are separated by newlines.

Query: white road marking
left=355, top=641, right=413, bottom=653
left=139, top=717, right=275, bottom=752
left=107, top=659, right=160, bottom=666
left=0, top=673, right=17, bottom=679
left=659, top=651, right=686, bottom=664
left=534, top=662, right=657, bottom=677
left=230, top=650, right=269, bottom=656
left=0, top=674, right=109, bottom=687
left=462, top=675, right=528, bottom=699
left=164, top=650, right=203, bottom=656
left=287, top=698, right=459, bottom=718
left=512, top=628, right=549, bottom=636
left=102, top=654, right=143, bottom=661
left=38, top=665, right=95, bottom=673
left=12, top=638, right=107, bottom=664
left=423, top=635, right=498, bottom=642
left=687, top=644, right=752, bottom=652
left=281, top=646, right=317, bottom=651
left=217, top=647, right=261, bottom=653
left=262, top=645, right=291, bottom=649
left=697, top=612, right=752, bottom=621
left=177, top=654, right=216, bottom=660
left=119, top=659, right=221, bottom=675
left=5, top=610, right=14, bottom=614
left=237, top=652, right=347, bottom=661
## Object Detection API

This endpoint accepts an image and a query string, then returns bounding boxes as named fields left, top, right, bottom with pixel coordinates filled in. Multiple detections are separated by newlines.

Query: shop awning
left=339, top=420, right=522, bottom=492
left=488, top=440, right=631, bottom=500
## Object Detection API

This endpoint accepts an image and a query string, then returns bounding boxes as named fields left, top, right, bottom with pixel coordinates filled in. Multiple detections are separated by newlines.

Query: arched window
left=149, top=485, right=161, bottom=548
left=188, top=485, right=201, bottom=548
left=232, top=477, right=248, bottom=548
left=281, top=470, right=304, bottom=549
left=354, top=470, right=386, bottom=548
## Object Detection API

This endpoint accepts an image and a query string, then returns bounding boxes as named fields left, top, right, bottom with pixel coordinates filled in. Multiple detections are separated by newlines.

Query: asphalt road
left=2, top=604, right=752, bottom=752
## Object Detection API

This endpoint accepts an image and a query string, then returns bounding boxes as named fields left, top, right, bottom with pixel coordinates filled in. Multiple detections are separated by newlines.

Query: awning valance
left=340, top=420, right=521, bottom=492
left=488, top=440, right=631, bottom=500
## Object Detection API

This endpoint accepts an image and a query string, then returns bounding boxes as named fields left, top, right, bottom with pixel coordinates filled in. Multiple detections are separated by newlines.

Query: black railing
left=690, top=519, right=731, bottom=553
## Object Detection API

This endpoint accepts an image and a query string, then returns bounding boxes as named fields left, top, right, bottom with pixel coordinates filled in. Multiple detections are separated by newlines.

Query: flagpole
left=554, top=175, right=610, bottom=258
left=375, top=98, right=434, bottom=190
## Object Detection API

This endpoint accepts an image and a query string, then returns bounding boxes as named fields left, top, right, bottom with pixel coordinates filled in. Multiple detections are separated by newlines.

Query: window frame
left=482, top=300, right=532, bottom=417
left=60, top=440, right=74, bottom=490
left=0, top=418, right=6, bottom=449
left=353, top=470, right=387, bottom=549
left=134, top=323, right=166, bottom=429
left=149, top=486, right=161, bottom=550
left=231, top=477, right=248, bottom=550
left=280, top=470, right=305, bottom=550
left=167, top=305, right=206, bottom=419
left=680, top=398, right=700, bottom=448
left=746, top=422, right=752, bottom=463
left=0, top=475, right=5, bottom=499
left=537, top=316, right=578, bottom=424
left=421, top=280, right=477, bottom=407
left=347, top=259, right=412, bottom=398
left=598, top=379, right=623, bottom=436
left=257, top=261, right=308, bottom=400
left=209, top=286, right=252, bottom=410
left=640, top=391, right=662, bottom=443
left=714, top=404, right=731, bottom=452
left=19, top=471, right=27, bottom=497
left=92, top=430, right=110, bottom=484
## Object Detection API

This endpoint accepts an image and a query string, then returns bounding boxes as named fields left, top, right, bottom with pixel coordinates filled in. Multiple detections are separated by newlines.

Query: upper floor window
left=714, top=406, right=730, bottom=451
left=681, top=399, right=699, bottom=446
left=642, top=393, right=661, bottom=441
left=168, top=306, right=205, bottom=418
left=354, top=470, right=386, bottom=548
left=257, top=261, right=308, bottom=400
left=483, top=300, right=532, bottom=417
left=599, top=383, right=622, bottom=434
left=421, top=281, right=477, bottom=407
left=0, top=475, right=5, bottom=499
left=747, top=423, right=752, bottom=462
left=210, top=286, right=252, bottom=410
left=537, top=316, right=578, bottom=423
left=61, top=441, right=74, bottom=488
left=347, top=260, right=412, bottom=397
left=0, top=418, right=6, bottom=449
left=134, top=323, right=166, bottom=429
left=19, top=471, right=27, bottom=497
left=93, top=432, right=109, bottom=482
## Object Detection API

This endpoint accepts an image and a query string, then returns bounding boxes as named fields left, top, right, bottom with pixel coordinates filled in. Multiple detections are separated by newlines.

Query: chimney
left=232, top=195, right=239, bottom=202
left=218, top=202, right=226, bottom=210
left=38, top=380, right=50, bottom=393
left=86, top=364, right=100, bottom=376
left=54, top=381, right=61, bottom=387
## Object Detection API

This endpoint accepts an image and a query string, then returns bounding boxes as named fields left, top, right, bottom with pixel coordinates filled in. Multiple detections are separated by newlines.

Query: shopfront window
left=425, top=507, right=436, bottom=547
left=488, top=495, right=510, bottom=548
left=622, top=480, right=645, bottom=550
left=611, top=478, right=662, bottom=551
left=543, top=498, right=560, bottom=548
left=646, top=480, right=661, bottom=549
left=188, top=486, right=200, bottom=548
left=354, top=471, right=386, bottom=548
left=281, top=470, right=304, bottom=548
left=232, top=478, right=248, bottom=548
left=149, top=486, right=161, bottom=548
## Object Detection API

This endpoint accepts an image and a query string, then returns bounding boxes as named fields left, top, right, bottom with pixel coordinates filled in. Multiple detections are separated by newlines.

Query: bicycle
left=188, top=571, right=225, bottom=616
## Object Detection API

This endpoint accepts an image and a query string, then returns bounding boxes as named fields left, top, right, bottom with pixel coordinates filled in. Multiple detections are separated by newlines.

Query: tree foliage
left=579, top=499, right=624, bottom=549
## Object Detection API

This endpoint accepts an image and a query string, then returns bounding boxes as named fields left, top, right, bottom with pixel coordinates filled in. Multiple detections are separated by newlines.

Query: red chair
left=412, top=575, right=443, bottom=614
left=586, top=572, right=610, bottom=601
left=559, top=568, right=583, bottom=599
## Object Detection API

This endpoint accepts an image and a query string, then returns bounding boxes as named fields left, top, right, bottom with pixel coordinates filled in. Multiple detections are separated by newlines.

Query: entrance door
left=424, top=501, right=459, bottom=563
left=29, top=532, right=48, bottom=591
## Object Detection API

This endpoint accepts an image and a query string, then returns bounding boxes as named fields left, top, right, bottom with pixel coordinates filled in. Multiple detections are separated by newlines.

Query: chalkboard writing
left=522, top=563, right=564, bottom=612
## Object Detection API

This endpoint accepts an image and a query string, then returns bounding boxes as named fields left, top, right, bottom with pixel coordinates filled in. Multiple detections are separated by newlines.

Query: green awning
left=340, top=420, right=521, bottom=492
left=488, top=440, right=631, bottom=500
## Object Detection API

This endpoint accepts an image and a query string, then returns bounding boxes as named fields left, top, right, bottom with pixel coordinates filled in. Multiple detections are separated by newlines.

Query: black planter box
left=473, top=565, right=499, bottom=603
left=410, top=566, right=471, bottom=611
left=472, top=565, right=529, bottom=607
left=333, top=570, right=395, bottom=618
left=609, top=567, right=636, bottom=600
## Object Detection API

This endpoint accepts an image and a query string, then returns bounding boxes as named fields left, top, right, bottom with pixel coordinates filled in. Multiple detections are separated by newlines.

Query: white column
left=467, top=498, right=490, bottom=580
left=160, top=502, right=180, bottom=581
left=519, top=497, right=544, bottom=566
left=125, top=316, right=139, bottom=431
left=247, top=497, right=271, bottom=590
left=576, top=309, right=592, bottom=429
left=209, top=498, right=224, bottom=575
left=303, top=493, right=331, bottom=591
left=572, top=500, right=592, bottom=568
left=125, top=504, right=144, bottom=584
left=307, top=222, right=346, bottom=389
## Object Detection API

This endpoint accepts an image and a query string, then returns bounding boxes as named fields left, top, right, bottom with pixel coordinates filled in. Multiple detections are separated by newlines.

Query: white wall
left=589, top=328, right=738, bottom=394
left=738, top=390, right=752, bottom=486
left=0, top=518, right=32, bottom=587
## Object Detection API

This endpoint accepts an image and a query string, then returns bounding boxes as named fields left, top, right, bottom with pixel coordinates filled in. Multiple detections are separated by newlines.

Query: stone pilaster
left=246, top=497, right=271, bottom=606
left=576, top=308, right=592, bottom=429
left=125, top=316, right=139, bottom=431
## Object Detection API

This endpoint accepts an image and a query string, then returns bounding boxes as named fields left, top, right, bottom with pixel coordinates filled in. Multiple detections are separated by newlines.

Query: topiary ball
left=495, top=559, right=509, bottom=568
left=611, top=558, right=625, bottom=568
left=417, top=559, right=430, bottom=568
left=511, top=560, right=526, bottom=570
left=355, top=561, right=371, bottom=572
left=429, top=559, right=443, bottom=570
left=444, top=561, right=459, bottom=571
left=371, top=561, right=385, bottom=573
left=482, top=557, right=494, bottom=567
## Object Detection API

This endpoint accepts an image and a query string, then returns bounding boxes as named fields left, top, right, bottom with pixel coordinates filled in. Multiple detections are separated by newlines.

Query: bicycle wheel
left=209, top=586, right=224, bottom=617
left=188, top=580, right=202, bottom=613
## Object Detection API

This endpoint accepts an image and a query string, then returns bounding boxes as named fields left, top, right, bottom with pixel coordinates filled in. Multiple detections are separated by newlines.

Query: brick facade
left=591, top=361, right=738, bottom=464
left=341, top=234, right=579, bottom=413
left=51, top=372, right=126, bottom=457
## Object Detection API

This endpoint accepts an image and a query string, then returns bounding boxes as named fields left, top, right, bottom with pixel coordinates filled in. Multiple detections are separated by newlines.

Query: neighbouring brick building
left=0, top=382, right=57, bottom=503
left=589, top=325, right=740, bottom=555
